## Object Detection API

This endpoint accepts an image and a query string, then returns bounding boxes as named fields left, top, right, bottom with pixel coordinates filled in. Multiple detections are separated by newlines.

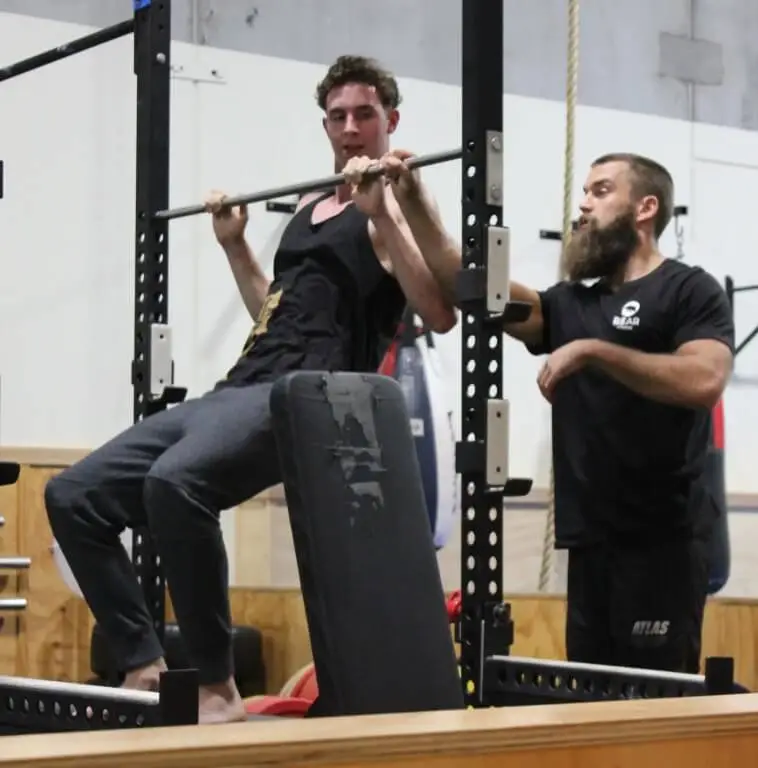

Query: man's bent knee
left=44, top=472, right=85, bottom=531
left=44, top=468, right=131, bottom=540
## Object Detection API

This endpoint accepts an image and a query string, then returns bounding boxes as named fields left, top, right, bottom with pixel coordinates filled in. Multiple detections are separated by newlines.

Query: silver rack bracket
left=149, top=323, right=173, bottom=398
left=485, top=130, right=503, bottom=207
left=486, top=399, right=509, bottom=486
left=486, top=226, right=510, bottom=315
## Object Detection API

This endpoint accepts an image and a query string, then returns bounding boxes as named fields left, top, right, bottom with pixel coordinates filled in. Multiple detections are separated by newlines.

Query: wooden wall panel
left=0, top=463, right=93, bottom=682
left=16, top=466, right=91, bottom=682
left=0, top=477, right=21, bottom=675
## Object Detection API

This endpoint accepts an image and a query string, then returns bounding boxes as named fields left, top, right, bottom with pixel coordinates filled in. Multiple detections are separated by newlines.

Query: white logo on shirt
left=612, top=300, right=640, bottom=331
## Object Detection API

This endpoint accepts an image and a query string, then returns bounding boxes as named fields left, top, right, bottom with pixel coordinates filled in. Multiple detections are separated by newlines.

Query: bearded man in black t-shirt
left=503, top=153, right=734, bottom=673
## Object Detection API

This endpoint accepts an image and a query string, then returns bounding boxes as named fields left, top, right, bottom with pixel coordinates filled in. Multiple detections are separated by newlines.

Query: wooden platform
left=1, top=693, right=758, bottom=767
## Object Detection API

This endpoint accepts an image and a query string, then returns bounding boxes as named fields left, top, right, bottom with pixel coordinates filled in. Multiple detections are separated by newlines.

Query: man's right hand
left=381, top=149, right=423, bottom=203
left=204, top=190, right=248, bottom=248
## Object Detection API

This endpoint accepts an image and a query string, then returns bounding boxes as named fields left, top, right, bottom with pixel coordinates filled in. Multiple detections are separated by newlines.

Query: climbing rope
left=538, top=0, right=579, bottom=592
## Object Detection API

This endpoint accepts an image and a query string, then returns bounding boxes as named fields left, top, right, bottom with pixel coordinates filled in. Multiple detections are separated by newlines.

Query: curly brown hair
left=315, top=55, right=402, bottom=112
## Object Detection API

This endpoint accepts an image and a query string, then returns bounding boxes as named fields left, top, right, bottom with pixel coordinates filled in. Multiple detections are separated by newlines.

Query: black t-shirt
left=527, top=259, right=735, bottom=547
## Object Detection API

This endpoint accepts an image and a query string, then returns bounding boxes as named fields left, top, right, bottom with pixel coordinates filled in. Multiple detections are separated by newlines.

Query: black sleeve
left=671, top=268, right=735, bottom=353
left=525, top=281, right=568, bottom=356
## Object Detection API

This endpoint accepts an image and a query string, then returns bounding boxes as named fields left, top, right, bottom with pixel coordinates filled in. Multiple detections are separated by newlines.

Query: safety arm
left=223, top=238, right=271, bottom=321
left=502, top=283, right=545, bottom=347
left=584, top=338, right=733, bottom=409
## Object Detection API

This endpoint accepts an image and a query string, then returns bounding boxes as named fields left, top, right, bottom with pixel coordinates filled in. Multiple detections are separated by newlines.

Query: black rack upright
left=131, top=0, right=173, bottom=642
left=456, top=0, right=511, bottom=708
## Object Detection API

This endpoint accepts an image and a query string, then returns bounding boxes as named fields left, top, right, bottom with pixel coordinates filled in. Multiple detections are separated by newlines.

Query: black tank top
left=217, top=192, right=406, bottom=388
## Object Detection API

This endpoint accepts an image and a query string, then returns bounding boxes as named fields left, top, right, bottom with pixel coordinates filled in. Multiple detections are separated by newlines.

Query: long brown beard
left=563, top=209, right=640, bottom=282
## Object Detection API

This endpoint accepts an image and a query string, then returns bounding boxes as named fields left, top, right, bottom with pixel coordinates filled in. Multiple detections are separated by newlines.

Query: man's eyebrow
left=582, top=177, right=614, bottom=193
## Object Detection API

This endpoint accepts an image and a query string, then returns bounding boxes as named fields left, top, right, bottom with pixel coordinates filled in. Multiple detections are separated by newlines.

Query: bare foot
left=121, top=657, right=168, bottom=692
left=198, top=677, right=247, bottom=724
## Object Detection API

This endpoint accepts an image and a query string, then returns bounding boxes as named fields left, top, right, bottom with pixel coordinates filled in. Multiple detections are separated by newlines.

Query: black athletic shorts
left=565, top=536, right=710, bottom=673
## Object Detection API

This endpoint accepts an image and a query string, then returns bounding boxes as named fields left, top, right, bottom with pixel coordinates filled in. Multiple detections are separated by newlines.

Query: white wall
left=1, top=11, right=757, bottom=501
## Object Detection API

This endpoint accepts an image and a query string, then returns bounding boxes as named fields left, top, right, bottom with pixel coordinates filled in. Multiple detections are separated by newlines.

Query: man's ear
left=387, top=108, right=400, bottom=135
left=636, top=194, right=659, bottom=228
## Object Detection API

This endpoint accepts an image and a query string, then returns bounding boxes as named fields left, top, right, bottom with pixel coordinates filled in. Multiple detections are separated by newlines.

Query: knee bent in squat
left=43, top=439, right=234, bottom=551
left=44, top=468, right=115, bottom=536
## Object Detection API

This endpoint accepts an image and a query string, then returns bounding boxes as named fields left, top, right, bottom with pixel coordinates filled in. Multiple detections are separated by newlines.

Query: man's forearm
left=223, top=238, right=270, bottom=320
left=584, top=339, right=722, bottom=409
left=395, top=192, right=461, bottom=306
left=371, top=211, right=456, bottom=333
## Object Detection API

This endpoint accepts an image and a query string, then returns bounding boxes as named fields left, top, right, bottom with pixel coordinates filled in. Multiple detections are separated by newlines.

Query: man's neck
left=334, top=182, right=353, bottom=204
left=609, top=242, right=664, bottom=288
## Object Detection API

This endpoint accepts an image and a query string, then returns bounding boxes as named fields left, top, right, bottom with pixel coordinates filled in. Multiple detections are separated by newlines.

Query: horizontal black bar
left=0, top=669, right=198, bottom=733
left=483, top=654, right=747, bottom=707
left=155, top=148, right=463, bottom=221
left=732, top=283, right=758, bottom=294
left=673, top=204, right=688, bottom=217
left=0, top=675, right=159, bottom=732
left=503, top=478, right=533, bottom=497
left=0, top=19, right=135, bottom=83
left=455, top=274, right=532, bottom=325
left=266, top=200, right=298, bottom=215
left=142, top=386, right=188, bottom=417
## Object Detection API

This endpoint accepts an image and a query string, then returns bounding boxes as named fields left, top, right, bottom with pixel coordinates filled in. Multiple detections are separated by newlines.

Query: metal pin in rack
left=0, top=598, right=26, bottom=612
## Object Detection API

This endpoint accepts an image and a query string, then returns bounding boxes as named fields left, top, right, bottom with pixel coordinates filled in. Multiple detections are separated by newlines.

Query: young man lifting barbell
left=44, top=55, right=461, bottom=724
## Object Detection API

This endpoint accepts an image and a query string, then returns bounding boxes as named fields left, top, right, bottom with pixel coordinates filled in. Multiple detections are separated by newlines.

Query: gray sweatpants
left=44, top=383, right=281, bottom=685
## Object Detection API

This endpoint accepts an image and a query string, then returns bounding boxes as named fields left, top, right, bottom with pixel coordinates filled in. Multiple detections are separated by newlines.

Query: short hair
left=591, top=153, right=674, bottom=238
left=315, top=55, right=402, bottom=112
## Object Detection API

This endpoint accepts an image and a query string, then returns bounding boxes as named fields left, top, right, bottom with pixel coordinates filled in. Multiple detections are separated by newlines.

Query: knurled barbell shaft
left=153, top=148, right=462, bottom=222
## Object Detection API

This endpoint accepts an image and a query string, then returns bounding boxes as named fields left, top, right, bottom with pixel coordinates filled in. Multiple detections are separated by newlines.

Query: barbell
left=153, top=147, right=462, bottom=222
